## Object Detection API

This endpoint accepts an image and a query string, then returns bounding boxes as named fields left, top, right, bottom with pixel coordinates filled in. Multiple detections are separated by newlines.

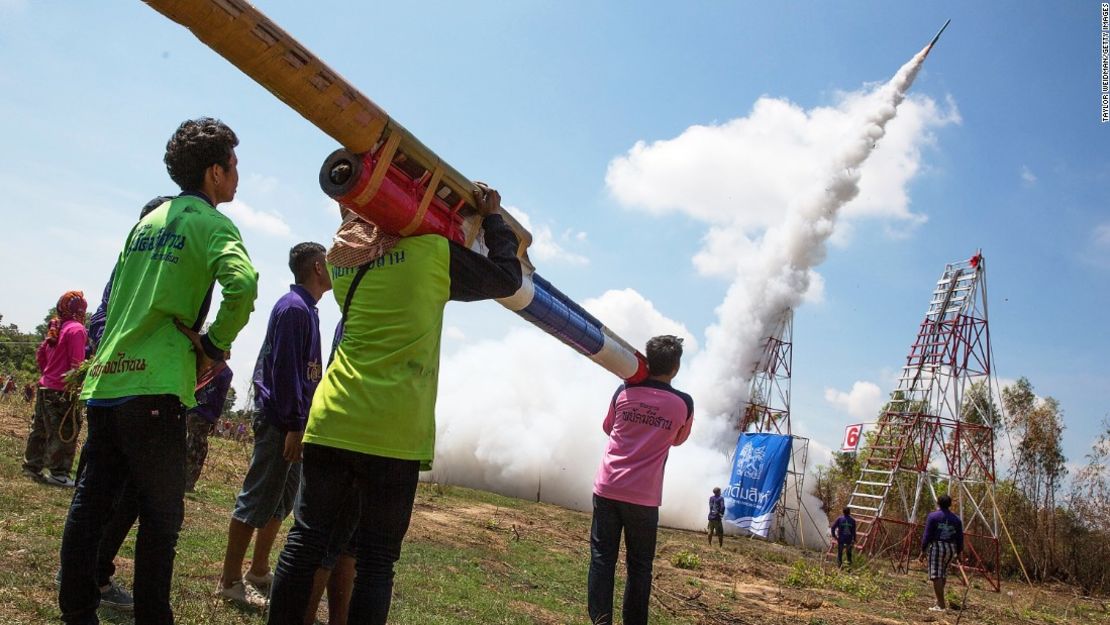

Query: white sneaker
left=217, top=580, right=268, bottom=610
left=244, top=569, right=274, bottom=591
left=45, top=474, right=76, bottom=488
left=928, top=605, right=946, bottom=612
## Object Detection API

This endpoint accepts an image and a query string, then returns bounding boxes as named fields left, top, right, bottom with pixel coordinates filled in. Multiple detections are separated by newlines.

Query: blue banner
left=723, top=433, right=792, bottom=537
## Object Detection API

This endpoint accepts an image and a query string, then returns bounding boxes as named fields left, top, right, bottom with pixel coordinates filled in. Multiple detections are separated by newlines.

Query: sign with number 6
left=842, top=423, right=863, bottom=452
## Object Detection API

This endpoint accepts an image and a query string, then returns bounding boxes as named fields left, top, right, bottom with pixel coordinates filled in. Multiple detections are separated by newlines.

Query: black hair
left=843, top=507, right=851, bottom=516
left=164, top=118, right=239, bottom=191
left=140, top=195, right=175, bottom=219
left=289, top=242, right=326, bottom=283
left=645, top=335, right=683, bottom=376
left=713, top=487, right=721, bottom=495
left=938, top=494, right=952, bottom=510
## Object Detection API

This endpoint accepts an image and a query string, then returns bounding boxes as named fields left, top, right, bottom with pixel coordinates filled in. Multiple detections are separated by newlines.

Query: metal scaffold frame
left=740, top=310, right=793, bottom=435
left=737, top=309, right=810, bottom=545
left=843, top=252, right=1002, bottom=591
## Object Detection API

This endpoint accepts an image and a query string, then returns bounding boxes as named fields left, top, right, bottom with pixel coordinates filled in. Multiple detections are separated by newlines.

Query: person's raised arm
left=448, top=184, right=522, bottom=302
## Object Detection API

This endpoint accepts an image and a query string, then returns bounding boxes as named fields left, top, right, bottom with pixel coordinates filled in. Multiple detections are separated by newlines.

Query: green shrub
left=671, top=550, right=700, bottom=570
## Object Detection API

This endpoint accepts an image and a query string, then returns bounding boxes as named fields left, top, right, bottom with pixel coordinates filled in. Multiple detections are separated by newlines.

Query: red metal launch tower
left=846, top=252, right=1001, bottom=590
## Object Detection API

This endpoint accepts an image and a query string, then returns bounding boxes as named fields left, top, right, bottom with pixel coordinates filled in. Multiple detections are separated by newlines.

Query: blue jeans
left=59, top=395, right=186, bottom=625
left=268, top=444, right=419, bottom=625
left=587, top=494, right=659, bottom=625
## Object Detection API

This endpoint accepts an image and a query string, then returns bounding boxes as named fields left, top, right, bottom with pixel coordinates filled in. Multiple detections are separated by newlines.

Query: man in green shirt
left=267, top=184, right=522, bottom=625
left=59, top=117, right=258, bottom=625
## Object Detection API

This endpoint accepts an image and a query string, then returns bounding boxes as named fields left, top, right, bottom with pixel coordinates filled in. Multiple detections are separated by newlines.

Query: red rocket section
left=323, top=148, right=469, bottom=245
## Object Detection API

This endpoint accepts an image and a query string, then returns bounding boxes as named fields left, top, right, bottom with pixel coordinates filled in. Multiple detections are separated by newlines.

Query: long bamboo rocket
left=142, top=0, right=650, bottom=382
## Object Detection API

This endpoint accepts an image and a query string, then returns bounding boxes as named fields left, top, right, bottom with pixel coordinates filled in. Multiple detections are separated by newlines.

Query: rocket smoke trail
left=690, top=38, right=940, bottom=424
left=430, top=36, right=950, bottom=541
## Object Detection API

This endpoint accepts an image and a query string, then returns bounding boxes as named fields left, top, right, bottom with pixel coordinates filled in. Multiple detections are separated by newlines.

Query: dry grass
left=0, top=403, right=1107, bottom=624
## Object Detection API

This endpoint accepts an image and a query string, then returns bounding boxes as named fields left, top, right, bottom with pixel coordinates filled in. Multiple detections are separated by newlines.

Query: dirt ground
left=1, top=401, right=1107, bottom=625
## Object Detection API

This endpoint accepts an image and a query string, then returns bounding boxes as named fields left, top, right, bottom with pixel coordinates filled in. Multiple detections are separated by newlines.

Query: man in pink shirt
left=23, top=291, right=88, bottom=487
left=588, top=335, right=693, bottom=625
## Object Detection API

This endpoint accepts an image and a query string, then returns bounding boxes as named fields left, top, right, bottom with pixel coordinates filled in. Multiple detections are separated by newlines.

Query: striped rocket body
left=498, top=274, right=648, bottom=383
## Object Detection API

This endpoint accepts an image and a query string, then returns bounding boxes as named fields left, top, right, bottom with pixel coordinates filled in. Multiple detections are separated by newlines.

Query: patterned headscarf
left=45, top=291, right=87, bottom=346
left=326, top=210, right=400, bottom=269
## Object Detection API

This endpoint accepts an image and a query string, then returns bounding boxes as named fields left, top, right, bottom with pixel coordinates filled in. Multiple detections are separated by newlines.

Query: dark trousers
left=587, top=494, right=659, bottom=625
left=72, top=449, right=141, bottom=587
left=268, top=444, right=420, bottom=625
left=59, top=396, right=186, bottom=625
left=836, top=540, right=854, bottom=566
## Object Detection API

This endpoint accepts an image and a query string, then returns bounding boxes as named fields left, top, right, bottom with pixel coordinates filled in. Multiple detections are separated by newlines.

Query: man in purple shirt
left=918, top=494, right=964, bottom=611
left=218, top=242, right=331, bottom=608
left=830, top=507, right=857, bottom=568
left=707, top=487, right=725, bottom=547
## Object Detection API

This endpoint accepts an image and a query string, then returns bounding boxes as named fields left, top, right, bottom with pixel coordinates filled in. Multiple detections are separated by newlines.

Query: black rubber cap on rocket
left=319, top=148, right=363, bottom=200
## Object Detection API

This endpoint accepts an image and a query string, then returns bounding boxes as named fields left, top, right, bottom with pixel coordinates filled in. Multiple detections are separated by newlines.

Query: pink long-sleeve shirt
left=593, top=379, right=694, bottom=507
left=37, top=320, right=87, bottom=391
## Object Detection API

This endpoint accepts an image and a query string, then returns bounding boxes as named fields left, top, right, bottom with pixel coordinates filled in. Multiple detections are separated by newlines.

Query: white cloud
left=1020, top=165, right=1037, bottom=185
left=223, top=199, right=292, bottom=237
left=508, top=206, right=590, bottom=267
left=605, top=92, right=958, bottom=244
left=443, top=325, right=466, bottom=341
left=245, top=173, right=281, bottom=194
left=824, top=381, right=884, bottom=419
left=583, top=289, right=699, bottom=355
left=1094, top=223, right=1110, bottom=247
left=611, top=50, right=956, bottom=423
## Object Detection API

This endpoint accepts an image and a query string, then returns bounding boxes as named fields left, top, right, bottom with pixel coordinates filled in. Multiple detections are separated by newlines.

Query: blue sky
left=0, top=1, right=1106, bottom=509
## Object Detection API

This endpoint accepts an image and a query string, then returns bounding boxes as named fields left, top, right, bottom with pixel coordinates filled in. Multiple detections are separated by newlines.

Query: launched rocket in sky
left=925, top=19, right=951, bottom=57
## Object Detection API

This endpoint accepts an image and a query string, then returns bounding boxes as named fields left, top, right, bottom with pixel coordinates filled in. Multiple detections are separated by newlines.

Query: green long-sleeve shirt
left=80, top=194, right=258, bottom=407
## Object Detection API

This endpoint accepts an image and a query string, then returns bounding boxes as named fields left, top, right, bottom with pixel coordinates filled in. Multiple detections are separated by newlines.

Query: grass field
left=0, top=401, right=1107, bottom=625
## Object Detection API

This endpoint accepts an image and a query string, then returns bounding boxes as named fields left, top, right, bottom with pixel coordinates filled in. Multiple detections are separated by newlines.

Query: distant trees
left=960, top=380, right=1002, bottom=431
left=811, top=451, right=860, bottom=516
left=809, top=375, right=1110, bottom=594
left=1000, top=377, right=1068, bottom=581
left=0, top=313, right=46, bottom=383
left=1060, top=420, right=1110, bottom=594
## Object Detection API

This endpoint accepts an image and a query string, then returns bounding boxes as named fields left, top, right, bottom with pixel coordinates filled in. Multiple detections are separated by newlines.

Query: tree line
left=811, top=377, right=1110, bottom=596
left=0, top=310, right=248, bottom=425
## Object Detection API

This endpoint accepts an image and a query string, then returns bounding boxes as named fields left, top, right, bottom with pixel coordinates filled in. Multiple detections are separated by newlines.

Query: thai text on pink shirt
left=593, top=379, right=694, bottom=507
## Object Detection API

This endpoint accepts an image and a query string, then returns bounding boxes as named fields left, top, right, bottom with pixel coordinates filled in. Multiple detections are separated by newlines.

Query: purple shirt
left=188, top=366, right=233, bottom=424
left=708, top=495, right=725, bottom=521
left=832, top=515, right=857, bottom=543
left=251, top=285, right=322, bottom=432
left=921, top=509, right=963, bottom=552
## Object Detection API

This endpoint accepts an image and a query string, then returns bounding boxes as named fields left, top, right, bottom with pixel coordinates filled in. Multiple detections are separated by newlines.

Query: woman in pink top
left=588, top=335, right=693, bottom=625
left=22, top=291, right=88, bottom=487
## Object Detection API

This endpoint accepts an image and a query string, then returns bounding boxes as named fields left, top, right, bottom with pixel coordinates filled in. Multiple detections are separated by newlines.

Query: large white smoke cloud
left=429, top=47, right=958, bottom=541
